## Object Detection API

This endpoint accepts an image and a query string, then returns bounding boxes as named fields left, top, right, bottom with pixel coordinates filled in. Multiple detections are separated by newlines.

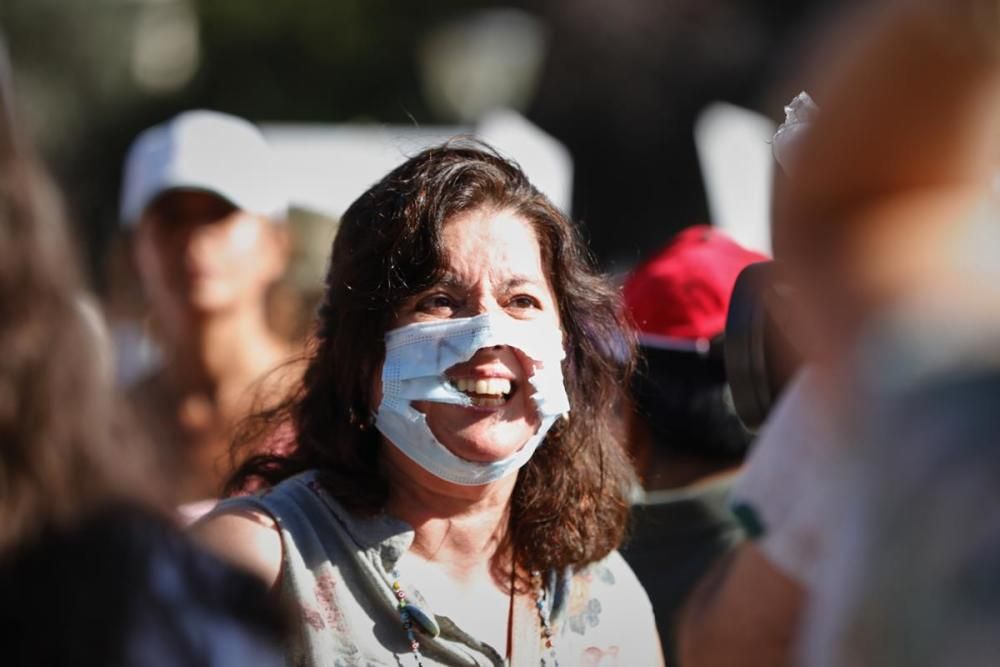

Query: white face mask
left=375, top=312, right=570, bottom=486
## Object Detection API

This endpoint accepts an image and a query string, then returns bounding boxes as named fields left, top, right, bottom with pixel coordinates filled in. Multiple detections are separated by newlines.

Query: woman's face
left=388, top=206, right=562, bottom=465
left=134, top=190, right=287, bottom=328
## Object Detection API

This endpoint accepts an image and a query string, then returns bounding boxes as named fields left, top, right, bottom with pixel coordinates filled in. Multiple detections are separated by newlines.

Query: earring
left=349, top=407, right=373, bottom=431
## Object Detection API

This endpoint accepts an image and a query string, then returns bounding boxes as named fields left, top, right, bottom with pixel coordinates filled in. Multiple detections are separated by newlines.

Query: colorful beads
left=391, top=569, right=426, bottom=667
left=532, top=570, right=560, bottom=667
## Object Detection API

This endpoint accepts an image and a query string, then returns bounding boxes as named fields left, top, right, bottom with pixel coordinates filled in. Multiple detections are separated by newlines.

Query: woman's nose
left=183, top=222, right=225, bottom=266
left=466, top=297, right=503, bottom=317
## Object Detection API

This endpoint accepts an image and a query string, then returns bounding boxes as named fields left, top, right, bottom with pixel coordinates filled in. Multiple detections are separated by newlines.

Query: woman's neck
left=162, top=302, right=287, bottom=398
left=384, top=455, right=517, bottom=579
left=381, top=447, right=525, bottom=656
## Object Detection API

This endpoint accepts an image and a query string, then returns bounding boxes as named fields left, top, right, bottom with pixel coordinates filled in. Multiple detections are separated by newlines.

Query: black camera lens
left=724, top=261, right=802, bottom=432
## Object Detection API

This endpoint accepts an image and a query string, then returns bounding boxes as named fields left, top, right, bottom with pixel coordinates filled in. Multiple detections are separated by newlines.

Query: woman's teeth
left=471, top=396, right=505, bottom=408
left=451, top=378, right=512, bottom=407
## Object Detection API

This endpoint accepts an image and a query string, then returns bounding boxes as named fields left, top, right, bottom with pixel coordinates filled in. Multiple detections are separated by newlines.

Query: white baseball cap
left=119, top=109, right=288, bottom=227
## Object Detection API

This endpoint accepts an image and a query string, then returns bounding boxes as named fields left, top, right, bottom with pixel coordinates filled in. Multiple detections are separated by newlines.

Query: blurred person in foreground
left=677, top=0, right=1000, bottom=665
left=799, top=356, right=1000, bottom=667
left=0, top=47, right=285, bottom=667
left=120, top=110, right=297, bottom=517
left=194, top=142, right=665, bottom=665
left=620, top=225, right=766, bottom=664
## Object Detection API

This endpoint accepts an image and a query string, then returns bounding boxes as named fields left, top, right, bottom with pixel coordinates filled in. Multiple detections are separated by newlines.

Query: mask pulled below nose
left=375, top=312, right=570, bottom=486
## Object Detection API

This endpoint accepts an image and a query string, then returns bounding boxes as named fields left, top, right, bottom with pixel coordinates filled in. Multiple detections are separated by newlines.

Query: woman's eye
left=418, top=294, right=456, bottom=312
left=510, top=295, right=541, bottom=310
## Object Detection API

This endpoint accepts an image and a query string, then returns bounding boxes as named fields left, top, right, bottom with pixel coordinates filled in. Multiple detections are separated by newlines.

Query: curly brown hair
left=228, top=140, right=637, bottom=578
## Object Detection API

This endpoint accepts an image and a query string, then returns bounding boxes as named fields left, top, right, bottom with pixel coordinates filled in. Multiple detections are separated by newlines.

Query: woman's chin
left=414, top=399, right=540, bottom=464
left=435, top=426, right=536, bottom=464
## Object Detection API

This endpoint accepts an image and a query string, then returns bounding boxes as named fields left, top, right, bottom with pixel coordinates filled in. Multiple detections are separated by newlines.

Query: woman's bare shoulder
left=190, top=505, right=283, bottom=590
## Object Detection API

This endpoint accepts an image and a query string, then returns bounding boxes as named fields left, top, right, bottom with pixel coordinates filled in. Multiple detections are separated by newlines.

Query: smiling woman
left=390, top=208, right=560, bottom=469
left=194, top=141, right=664, bottom=666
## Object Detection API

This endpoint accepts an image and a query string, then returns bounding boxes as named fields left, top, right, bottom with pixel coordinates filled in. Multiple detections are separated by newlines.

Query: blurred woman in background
left=119, top=110, right=297, bottom=515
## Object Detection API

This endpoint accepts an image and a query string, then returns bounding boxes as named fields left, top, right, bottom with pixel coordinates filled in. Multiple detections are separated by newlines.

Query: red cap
left=624, top=225, right=768, bottom=348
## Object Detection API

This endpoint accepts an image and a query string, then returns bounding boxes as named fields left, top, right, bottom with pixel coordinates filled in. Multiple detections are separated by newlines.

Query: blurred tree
left=527, top=0, right=846, bottom=269
left=1, top=0, right=845, bottom=284
left=3, top=0, right=514, bottom=285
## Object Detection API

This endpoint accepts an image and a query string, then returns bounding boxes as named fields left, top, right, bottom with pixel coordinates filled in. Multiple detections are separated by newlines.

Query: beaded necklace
left=532, top=570, right=559, bottom=667
left=390, top=568, right=559, bottom=666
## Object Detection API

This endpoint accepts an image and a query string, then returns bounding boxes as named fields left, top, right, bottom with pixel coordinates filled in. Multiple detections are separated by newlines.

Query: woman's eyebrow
left=430, top=273, right=544, bottom=291
left=500, top=275, right=544, bottom=290
left=434, top=273, right=466, bottom=290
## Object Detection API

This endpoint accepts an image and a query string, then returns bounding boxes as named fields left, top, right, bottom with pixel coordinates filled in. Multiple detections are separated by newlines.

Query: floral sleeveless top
left=216, top=471, right=662, bottom=666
